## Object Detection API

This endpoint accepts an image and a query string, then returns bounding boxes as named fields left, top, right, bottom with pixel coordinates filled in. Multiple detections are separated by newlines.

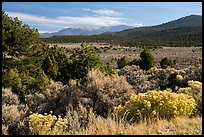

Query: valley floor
left=48, top=43, right=202, bottom=69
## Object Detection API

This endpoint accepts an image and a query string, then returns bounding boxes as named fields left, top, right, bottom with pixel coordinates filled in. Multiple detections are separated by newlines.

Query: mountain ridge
left=41, top=15, right=202, bottom=47
left=40, top=25, right=134, bottom=38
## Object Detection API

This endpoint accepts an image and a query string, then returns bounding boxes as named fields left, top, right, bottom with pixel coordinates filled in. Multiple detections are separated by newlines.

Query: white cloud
left=83, top=8, right=122, bottom=16
left=38, top=30, right=55, bottom=33
left=6, top=12, right=68, bottom=28
left=6, top=12, right=127, bottom=29
left=93, top=9, right=121, bottom=16
left=83, top=8, right=91, bottom=11
left=40, top=16, right=46, bottom=19
left=57, top=16, right=126, bottom=26
left=132, top=23, right=143, bottom=27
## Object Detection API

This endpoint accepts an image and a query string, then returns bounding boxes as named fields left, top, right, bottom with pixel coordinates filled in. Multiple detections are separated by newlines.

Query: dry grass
left=71, top=115, right=202, bottom=135
left=59, top=108, right=202, bottom=135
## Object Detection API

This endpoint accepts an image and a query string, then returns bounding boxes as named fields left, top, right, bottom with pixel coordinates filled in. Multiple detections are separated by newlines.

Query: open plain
left=48, top=43, right=202, bottom=69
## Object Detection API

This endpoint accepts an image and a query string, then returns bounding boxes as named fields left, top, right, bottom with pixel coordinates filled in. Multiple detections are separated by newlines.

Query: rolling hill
left=41, top=15, right=202, bottom=47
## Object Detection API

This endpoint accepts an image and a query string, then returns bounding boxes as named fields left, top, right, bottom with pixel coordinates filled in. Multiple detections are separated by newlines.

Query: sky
left=2, top=2, right=202, bottom=33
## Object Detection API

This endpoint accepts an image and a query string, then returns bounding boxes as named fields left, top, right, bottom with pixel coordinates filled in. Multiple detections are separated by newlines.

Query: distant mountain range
left=114, top=15, right=202, bottom=36
left=40, top=25, right=134, bottom=38
left=41, top=15, right=202, bottom=47
left=111, top=15, right=202, bottom=46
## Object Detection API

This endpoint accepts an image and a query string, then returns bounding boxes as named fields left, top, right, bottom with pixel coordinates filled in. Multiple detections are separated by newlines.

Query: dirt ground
left=47, top=43, right=109, bottom=49
left=48, top=43, right=202, bottom=69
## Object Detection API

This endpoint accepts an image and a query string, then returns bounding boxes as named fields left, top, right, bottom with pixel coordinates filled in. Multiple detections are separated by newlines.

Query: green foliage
left=101, top=64, right=116, bottom=76
left=2, top=11, right=41, bottom=60
left=42, top=46, right=71, bottom=84
left=41, top=35, right=123, bottom=45
left=42, top=43, right=105, bottom=85
left=2, top=12, right=49, bottom=102
left=117, top=56, right=129, bottom=69
left=2, top=68, right=24, bottom=97
left=43, top=54, right=59, bottom=79
left=23, top=69, right=50, bottom=94
left=160, top=57, right=176, bottom=69
left=114, top=90, right=196, bottom=123
left=139, top=48, right=155, bottom=70
left=69, top=42, right=102, bottom=85
left=160, top=58, right=169, bottom=69
left=2, top=67, right=49, bottom=102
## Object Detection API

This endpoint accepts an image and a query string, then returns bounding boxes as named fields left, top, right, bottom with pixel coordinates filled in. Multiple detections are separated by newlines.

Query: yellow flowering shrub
left=177, top=80, right=202, bottom=95
left=177, top=80, right=202, bottom=114
left=187, top=80, right=202, bottom=92
left=29, top=113, right=68, bottom=135
left=147, top=67, right=158, bottom=74
left=176, top=75, right=183, bottom=81
left=114, top=90, right=196, bottom=123
left=196, top=56, right=202, bottom=67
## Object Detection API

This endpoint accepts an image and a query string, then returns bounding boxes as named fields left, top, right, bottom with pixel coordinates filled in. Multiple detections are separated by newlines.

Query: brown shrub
left=83, top=69, right=135, bottom=117
left=2, top=103, right=30, bottom=135
left=2, top=88, right=19, bottom=105
left=25, top=79, right=82, bottom=118
left=2, top=104, right=20, bottom=126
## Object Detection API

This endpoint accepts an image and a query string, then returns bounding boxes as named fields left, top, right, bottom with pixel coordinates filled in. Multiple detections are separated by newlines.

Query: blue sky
left=2, top=2, right=202, bottom=33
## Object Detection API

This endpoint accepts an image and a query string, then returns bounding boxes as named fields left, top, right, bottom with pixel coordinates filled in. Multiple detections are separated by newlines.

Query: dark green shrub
left=139, top=48, right=155, bottom=70
left=43, top=43, right=106, bottom=85
left=42, top=46, right=71, bottom=84
left=173, top=59, right=177, bottom=66
left=160, top=57, right=175, bottom=69
left=43, top=54, right=59, bottom=79
left=2, top=68, right=24, bottom=98
left=2, top=12, right=49, bottom=102
left=160, top=58, right=169, bottom=69
left=69, top=42, right=102, bottom=85
left=2, top=67, right=50, bottom=102
left=117, top=56, right=129, bottom=69
left=2, top=12, right=41, bottom=60
left=23, top=69, right=49, bottom=94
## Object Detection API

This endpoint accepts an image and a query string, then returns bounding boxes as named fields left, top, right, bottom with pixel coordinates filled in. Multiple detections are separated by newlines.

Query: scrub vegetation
left=2, top=12, right=202, bottom=135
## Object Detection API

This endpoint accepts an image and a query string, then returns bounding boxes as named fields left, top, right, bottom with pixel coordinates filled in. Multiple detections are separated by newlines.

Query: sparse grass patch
left=71, top=115, right=202, bottom=135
